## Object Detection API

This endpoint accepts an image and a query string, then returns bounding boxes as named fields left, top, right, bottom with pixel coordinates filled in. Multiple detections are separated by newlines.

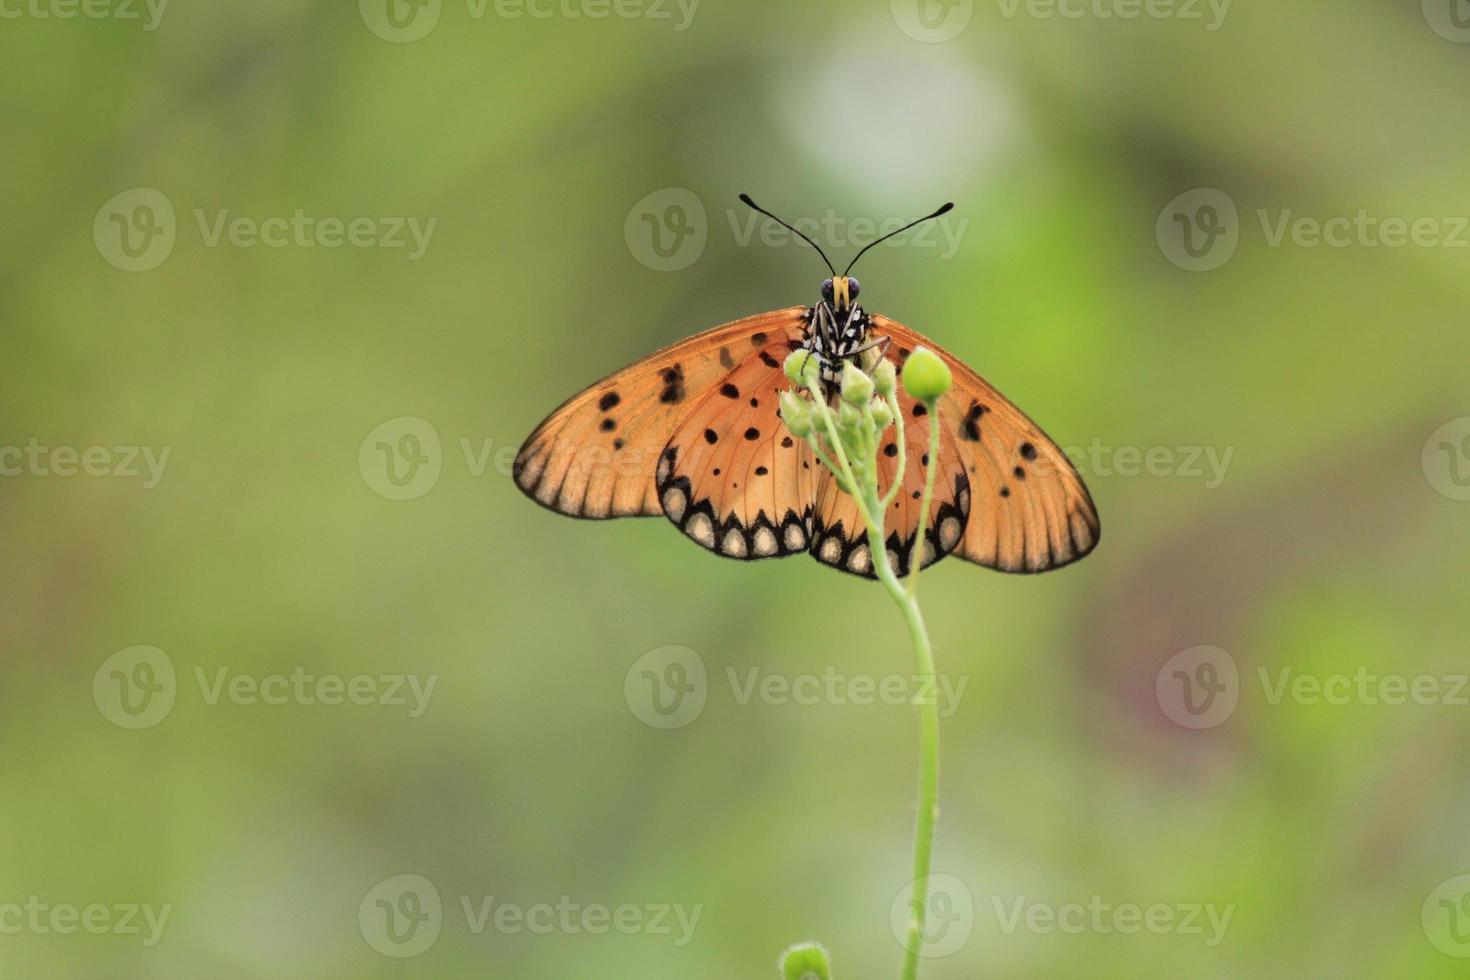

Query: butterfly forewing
left=514, top=308, right=808, bottom=519
left=874, top=315, right=1100, bottom=573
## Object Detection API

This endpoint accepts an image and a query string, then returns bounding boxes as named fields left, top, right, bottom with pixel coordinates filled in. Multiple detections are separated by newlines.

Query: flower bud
left=837, top=400, right=862, bottom=432
left=779, top=390, right=812, bottom=438
left=870, top=400, right=893, bottom=431
left=784, top=349, right=820, bottom=386
left=902, top=347, right=952, bottom=402
left=780, top=942, right=832, bottom=980
left=872, top=358, right=897, bottom=397
left=840, top=361, right=874, bottom=405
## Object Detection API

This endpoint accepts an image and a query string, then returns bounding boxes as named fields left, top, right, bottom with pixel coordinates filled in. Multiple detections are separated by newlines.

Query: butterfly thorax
left=805, top=302, right=871, bottom=385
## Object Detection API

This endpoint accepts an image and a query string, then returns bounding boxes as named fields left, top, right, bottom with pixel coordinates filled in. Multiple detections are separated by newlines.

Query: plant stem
left=802, top=378, right=944, bottom=980
left=861, top=487, right=939, bottom=980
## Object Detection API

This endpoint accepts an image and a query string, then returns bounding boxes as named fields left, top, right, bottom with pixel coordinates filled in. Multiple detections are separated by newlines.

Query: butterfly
left=513, top=195, right=1100, bottom=579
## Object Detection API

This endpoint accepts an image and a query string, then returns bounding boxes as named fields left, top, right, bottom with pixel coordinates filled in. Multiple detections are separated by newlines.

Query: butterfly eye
left=847, top=277, right=860, bottom=300
left=820, top=278, right=834, bottom=302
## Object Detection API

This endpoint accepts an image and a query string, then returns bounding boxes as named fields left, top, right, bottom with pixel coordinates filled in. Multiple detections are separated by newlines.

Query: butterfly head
left=821, top=276, right=861, bottom=313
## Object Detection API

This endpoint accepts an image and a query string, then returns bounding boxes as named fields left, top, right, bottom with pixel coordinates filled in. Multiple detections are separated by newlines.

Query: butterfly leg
left=843, top=334, right=892, bottom=369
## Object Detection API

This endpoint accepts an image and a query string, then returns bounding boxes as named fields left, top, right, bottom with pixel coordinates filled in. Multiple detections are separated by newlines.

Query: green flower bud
left=779, top=390, right=812, bottom=438
left=784, top=349, right=820, bottom=386
left=902, top=346, right=952, bottom=402
left=780, top=942, right=832, bottom=980
left=870, top=400, right=893, bottom=431
left=840, top=361, right=874, bottom=405
left=872, top=359, right=897, bottom=397
left=837, top=400, right=862, bottom=432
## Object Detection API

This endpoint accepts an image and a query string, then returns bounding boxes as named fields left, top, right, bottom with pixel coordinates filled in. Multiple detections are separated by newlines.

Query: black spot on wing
left=659, top=365, right=686, bottom=404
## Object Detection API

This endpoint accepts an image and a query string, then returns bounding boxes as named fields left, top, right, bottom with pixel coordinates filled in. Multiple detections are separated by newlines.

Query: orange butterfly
left=514, top=196, right=1099, bottom=578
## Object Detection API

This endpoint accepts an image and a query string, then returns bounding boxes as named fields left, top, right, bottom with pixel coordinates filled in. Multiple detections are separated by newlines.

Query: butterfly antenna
left=842, top=202, right=955, bottom=276
left=739, top=193, right=837, bottom=277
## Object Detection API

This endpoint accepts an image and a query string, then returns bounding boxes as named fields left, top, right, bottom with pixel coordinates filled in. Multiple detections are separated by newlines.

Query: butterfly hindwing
left=514, top=308, right=808, bottom=519
left=809, top=383, right=972, bottom=578
left=658, top=331, right=817, bottom=560
left=873, top=315, right=1100, bottom=573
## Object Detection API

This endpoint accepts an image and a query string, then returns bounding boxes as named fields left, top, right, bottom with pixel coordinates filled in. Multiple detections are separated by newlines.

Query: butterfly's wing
left=514, top=307, right=808, bottom=520
left=809, top=383, right=972, bottom=577
left=872, top=314, right=1100, bottom=574
left=658, top=335, right=819, bottom=560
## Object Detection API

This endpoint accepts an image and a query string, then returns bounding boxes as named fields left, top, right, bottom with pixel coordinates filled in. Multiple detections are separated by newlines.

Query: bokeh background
left=4, top=1, right=1470, bottom=977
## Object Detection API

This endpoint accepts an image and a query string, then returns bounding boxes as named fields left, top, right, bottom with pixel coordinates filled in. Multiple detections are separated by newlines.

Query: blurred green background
left=4, top=1, right=1470, bottom=977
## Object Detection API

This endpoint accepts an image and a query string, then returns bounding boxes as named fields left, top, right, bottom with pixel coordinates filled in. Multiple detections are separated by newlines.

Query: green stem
left=802, top=379, right=944, bottom=980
